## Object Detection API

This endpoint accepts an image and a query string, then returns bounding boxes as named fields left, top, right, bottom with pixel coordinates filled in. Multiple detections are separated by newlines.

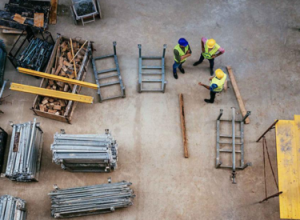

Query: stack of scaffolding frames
left=51, top=129, right=118, bottom=172
left=92, top=41, right=126, bottom=102
left=5, top=118, right=43, bottom=182
left=0, top=195, right=27, bottom=220
left=138, top=44, right=167, bottom=93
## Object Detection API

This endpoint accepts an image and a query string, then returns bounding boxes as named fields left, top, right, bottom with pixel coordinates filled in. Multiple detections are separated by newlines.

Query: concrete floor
left=0, top=0, right=300, bottom=219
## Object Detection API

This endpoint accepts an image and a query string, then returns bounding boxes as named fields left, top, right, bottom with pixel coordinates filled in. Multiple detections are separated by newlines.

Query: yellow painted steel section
left=10, top=83, right=93, bottom=104
left=275, top=116, right=300, bottom=219
left=18, top=67, right=98, bottom=90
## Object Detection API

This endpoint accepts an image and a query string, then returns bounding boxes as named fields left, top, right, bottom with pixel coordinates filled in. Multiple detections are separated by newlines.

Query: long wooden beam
left=226, top=66, right=250, bottom=124
left=18, top=68, right=98, bottom=90
left=179, top=94, right=189, bottom=158
left=10, top=83, right=93, bottom=104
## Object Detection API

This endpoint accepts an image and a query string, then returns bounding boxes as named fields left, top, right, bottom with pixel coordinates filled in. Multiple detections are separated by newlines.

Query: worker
left=193, top=37, right=225, bottom=76
left=198, top=68, right=227, bottom=103
left=173, top=38, right=192, bottom=79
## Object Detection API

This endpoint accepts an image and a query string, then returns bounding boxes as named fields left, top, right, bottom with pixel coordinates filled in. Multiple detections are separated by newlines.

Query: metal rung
left=217, top=165, right=247, bottom=169
left=97, top=68, right=117, bottom=74
left=219, top=149, right=242, bottom=153
left=218, top=142, right=242, bottom=145
left=94, top=54, right=114, bottom=60
left=99, top=81, right=120, bottom=87
left=142, top=66, right=162, bottom=69
left=140, top=89, right=164, bottom=92
left=10, top=83, right=93, bottom=103
left=220, top=135, right=241, bottom=138
left=142, top=79, right=163, bottom=83
left=141, top=72, right=162, bottom=75
left=98, top=74, right=119, bottom=80
left=141, top=56, right=162, bottom=59
left=102, top=95, right=125, bottom=101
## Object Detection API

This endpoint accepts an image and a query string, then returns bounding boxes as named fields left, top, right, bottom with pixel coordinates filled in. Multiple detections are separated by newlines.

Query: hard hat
left=215, top=69, right=224, bottom=79
left=207, top=39, right=216, bottom=48
left=178, top=38, right=188, bottom=47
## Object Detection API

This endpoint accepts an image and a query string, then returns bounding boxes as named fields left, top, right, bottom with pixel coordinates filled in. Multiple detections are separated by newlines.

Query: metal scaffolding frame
left=92, top=41, right=125, bottom=102
left=216, top=108, right=251, bottom=183
left=138, top=44, right=167, bottom=93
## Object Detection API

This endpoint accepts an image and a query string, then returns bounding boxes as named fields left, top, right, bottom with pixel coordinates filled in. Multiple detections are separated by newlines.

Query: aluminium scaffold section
left=91, top=41, right=125, bottom=102
left=216, top=108, right=251, bottom=184
left=138, top=44, right=167, bottom=93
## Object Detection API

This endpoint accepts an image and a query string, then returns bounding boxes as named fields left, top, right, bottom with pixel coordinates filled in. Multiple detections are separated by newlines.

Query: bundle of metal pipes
left=51, top=129, right=118, bottom=172
left=49, top=180, right=135, bottom=218
left=5, top=118, right=43, bottom=182
left=17, top=38, right=53, bottom=71
left=0, top=195, right=27, bottom=220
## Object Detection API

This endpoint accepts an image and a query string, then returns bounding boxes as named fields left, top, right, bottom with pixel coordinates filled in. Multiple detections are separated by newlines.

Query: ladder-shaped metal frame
left=138, top=44, right=167, bottom=93
left=92, top=42, right=125, bottom=102
left=216, top=108, right=251, bottom=184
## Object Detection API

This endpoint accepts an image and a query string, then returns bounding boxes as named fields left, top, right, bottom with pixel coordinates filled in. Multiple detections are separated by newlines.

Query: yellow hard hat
left=215, top=69, right=224, bottom=79
left=207, top=39, right=216, bottom=48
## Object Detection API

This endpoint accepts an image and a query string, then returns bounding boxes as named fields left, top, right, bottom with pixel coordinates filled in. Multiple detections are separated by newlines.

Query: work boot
left=173, top=72, right=178, bottom=79
left=193, top=61, right=202, bottom=66
left=204, top=99, right=213, bottom=104
left=210, top=69, right=214, bottom=76
left=179, top=67, right=185, bottom=74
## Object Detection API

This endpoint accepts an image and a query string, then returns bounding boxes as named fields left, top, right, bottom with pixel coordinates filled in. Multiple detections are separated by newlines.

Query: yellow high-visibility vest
left=210, top=74, right=227, bottom=92
left=174, top=44, right=189, bottom=63
left=202, top=42, right=220, bottom=59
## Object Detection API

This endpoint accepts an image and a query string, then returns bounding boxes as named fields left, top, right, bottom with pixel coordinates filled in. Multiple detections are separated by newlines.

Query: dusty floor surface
left=0, top=0, right=300, bottom=219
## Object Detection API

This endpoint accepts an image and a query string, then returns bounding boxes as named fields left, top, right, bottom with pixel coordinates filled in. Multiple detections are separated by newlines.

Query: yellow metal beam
left=18, top=67, right=98, bottom=90
left=10, top=83, right=93, bottom=104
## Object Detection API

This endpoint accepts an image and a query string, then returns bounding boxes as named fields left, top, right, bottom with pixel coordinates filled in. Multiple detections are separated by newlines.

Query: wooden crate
left=32, top=34, right=91, bottom=124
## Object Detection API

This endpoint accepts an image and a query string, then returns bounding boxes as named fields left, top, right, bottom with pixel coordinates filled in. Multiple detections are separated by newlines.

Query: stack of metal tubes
left=50, top=129, right=118, bottom=172
left=0, top=195, right=27, bottom=220
left=5, top=118, right=43, bottom=182
left=49, top=180, right=135, bottom=218
left=17, top=38, right=53, bottom=71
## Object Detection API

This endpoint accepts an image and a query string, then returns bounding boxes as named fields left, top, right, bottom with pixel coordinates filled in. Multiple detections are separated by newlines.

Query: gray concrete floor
left=0, top=0, right=300, bottom=219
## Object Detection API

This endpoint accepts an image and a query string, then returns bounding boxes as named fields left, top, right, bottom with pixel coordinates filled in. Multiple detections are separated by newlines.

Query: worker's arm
left=201, top=40, right=205, bottom=52
left=181, top=53, right=191, bottom=61
left=198, top=82, right=210, bottom=90
left=211, top=48, right=225, bottom=58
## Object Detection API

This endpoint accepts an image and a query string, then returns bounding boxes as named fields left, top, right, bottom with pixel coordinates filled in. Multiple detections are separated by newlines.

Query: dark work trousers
left=198, top=54, right=214, bottom=70
left=209, top=91, right=218, bottom=103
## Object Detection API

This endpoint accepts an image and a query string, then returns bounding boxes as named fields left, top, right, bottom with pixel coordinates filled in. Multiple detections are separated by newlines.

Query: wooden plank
left=2, top=29, right=24, bottom=34
left=13, top=14, right=26, bottom=24
left=179, top=94, right=188, bottom=158
left=226, top=66, right=250, bottom=124
left=50, top=0, right=58, bottom=25
left=10, top=83, right=93, bottom=104
left=275, top=117, right=300, bottom=219
left=34, top=13, right=44, bottom=28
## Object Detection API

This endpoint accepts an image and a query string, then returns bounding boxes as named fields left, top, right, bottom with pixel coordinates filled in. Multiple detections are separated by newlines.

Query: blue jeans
left=173, top=61, right=183, bottom=73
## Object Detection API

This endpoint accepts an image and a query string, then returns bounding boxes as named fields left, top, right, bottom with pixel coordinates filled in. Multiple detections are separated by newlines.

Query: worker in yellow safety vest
left=173, top=38, right=192, bottom=79
left=193, top=38, right=225, bottom=76
left=198, top=69, right=227, bottom=103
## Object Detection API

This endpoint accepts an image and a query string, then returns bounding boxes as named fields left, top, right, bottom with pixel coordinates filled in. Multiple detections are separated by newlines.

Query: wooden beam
left=226, top=66, right=250, bottom=124
left=10, top=83, right=93, bottom=104
left=179, top=94, right=189, bottom=158
left=50, top=0, right=58, bottom=24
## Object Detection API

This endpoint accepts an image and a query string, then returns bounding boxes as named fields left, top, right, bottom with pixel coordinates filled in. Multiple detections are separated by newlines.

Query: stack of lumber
left=37, top=39, right=86, bottom=116
left=0, top=195, right=27, bottom=220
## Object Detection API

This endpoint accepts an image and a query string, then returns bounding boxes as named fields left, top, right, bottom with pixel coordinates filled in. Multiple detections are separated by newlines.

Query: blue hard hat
left=178, top=38, right=188, bottom=47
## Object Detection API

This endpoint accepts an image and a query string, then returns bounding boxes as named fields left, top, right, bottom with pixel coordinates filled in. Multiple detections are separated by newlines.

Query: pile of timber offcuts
left=37, top=39, right=87, bottom=116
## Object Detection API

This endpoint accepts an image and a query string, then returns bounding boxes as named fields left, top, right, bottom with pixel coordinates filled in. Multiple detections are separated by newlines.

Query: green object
left=0, top=40, right=6, bottom=87
left=202, top=41, right=220, bottom=59
left=173, top=44, right=189, bottom=63
left=210, top=74, right=227, bottom=92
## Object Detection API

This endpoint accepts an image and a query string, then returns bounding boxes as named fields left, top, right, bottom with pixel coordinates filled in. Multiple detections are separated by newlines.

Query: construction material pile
left=5, top=119, right=43, bottom=182
left=49, top=180, right=135, bottom=218
left=0, top=195, right=27, bottom=220
left=17, top=38, right=53, bottom=71
left=51, top=129, right=118, bottom=172
left=37, top=39, right=87, bottom=116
